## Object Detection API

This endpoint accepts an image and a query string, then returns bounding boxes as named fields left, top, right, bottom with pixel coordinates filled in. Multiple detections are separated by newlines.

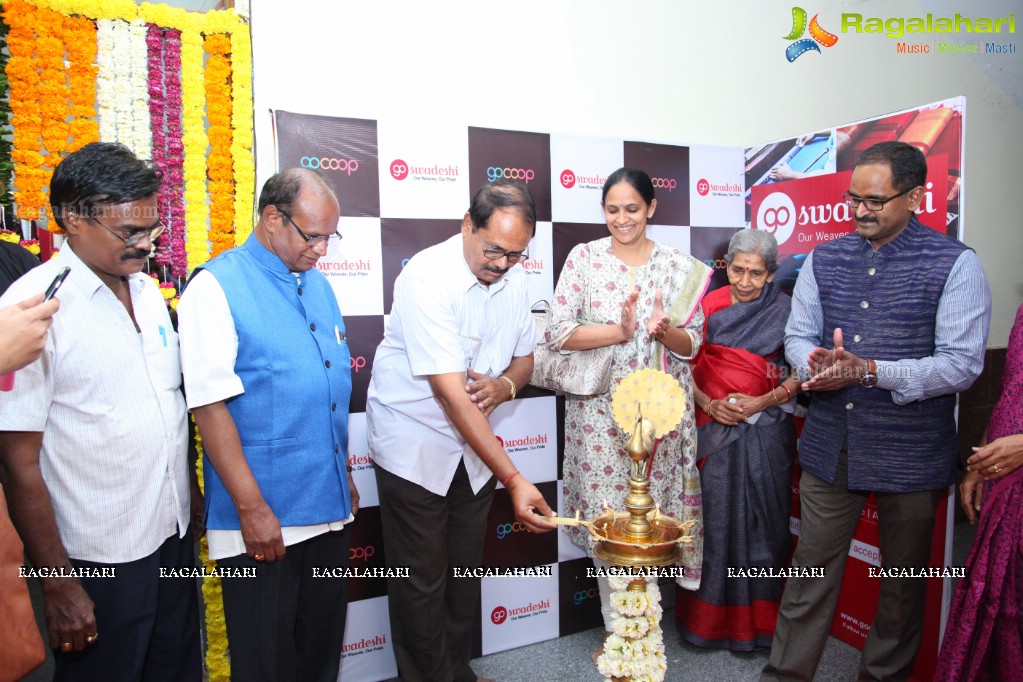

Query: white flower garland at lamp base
left=597, top=575, right=668, bottom=682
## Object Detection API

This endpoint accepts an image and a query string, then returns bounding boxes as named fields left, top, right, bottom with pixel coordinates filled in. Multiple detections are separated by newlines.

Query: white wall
left=251, top=0, right=1023, bottom=344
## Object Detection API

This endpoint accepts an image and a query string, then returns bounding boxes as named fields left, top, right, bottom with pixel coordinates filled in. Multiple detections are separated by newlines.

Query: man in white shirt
left=367, top=181, right=556, bottom=682
left=0, top=142, right=200, bottom=681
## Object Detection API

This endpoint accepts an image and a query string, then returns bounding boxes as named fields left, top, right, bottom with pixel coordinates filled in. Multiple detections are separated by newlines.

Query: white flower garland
left=95, top=19, right=151, bottom=159
left=597, top=576, right=668, bottom=682
left=128, top=19, right=151, bottom=160
left=95, top=20, right=118, bottom=142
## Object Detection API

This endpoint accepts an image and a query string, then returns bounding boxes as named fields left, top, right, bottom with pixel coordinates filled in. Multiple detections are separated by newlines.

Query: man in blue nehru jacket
left=178, top=168, right=358, bottom=682
left=763, top=141, right=991, bottom=681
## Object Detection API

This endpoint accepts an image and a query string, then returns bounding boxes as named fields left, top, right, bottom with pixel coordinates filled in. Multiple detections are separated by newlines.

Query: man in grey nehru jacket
left=763, top=141, right=991, bottom=681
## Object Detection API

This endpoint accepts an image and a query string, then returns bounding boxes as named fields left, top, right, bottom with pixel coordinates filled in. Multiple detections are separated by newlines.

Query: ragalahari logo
left=784, top=7, right=839, bottom=61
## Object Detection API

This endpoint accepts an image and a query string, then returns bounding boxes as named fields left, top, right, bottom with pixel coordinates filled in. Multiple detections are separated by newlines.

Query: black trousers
left=218, top=526, right=351, bottom=682
left=54, top=531, right=202, bottom=682
left=375, top=460, right=496, bottom=682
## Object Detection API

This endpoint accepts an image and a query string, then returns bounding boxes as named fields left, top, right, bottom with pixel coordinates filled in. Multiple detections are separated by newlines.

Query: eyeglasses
left=476, top=233, right=528, bottom=264
left=277, top=207, right=342, bottom=248
left=842, top=189, right=911, bottom=212
left=89, top=215, right=166, bottom=247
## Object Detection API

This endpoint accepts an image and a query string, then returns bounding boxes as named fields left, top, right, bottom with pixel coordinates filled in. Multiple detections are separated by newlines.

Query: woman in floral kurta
left=550, top=168, right=712, bottom=606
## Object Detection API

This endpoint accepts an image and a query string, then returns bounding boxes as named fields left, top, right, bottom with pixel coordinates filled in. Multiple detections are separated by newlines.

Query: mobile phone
left=43, top=266, right=71, bottom=301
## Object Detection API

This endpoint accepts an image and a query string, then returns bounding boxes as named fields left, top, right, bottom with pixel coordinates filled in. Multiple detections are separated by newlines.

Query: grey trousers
left=762, top=452, right=943, bottom=681
left=376, top=460, right=496, bottom=682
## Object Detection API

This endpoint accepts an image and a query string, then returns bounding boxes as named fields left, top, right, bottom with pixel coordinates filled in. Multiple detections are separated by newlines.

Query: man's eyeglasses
left=477, top=233, right=528, bottom=264
left=842, top=189, right=911, bottom=212
left=89, top=215, right=166, bottom=247
left=277, top=207, right=342, bottom=248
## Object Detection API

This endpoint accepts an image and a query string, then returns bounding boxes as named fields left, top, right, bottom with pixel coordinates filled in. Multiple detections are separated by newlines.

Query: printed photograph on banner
left=274, top=110, right=380, bottom=217
left=689, top=145, right=746, bottom=227
left=491, top=394, right=557, bottom=486
left=689, top=226, right=742, bottom=294
left=338, top=596, right=398, bottom=682
left=523, top=221, right=554, bottom=308
left=345, top=506, right=388, bottom=603
left=623, top=141, right=690, bottom=226
left=550, top=222, right=608, bottom=289
left=480, top=565, right=559, bottom=656
left=481, top=481, right=558, bottom=570
left=321, top=217, right=383, bottom=317
left=342, top=316, right=385, bottom=414
left=376, top=119, right=469, bottom=219
left=744, top=130, right=837, bottom=223
left=557, top=557, right=603, bottom=636
left=549, top=134, right=623, bottom=223
left=468, top=127, right=552, bottom=222
left=835, top=97, right=964, bottom=238
left=347, top=413, right=378, bottom=509
left=645, top=224, right=691, bottom=256
left=556, top=485, right=588, bottom=563
left=380, top=218, right=462, bottom=313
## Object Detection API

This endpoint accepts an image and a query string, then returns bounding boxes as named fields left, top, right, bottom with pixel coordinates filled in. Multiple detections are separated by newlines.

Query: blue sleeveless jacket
left=199, top=236, right=352, bottom=529
left=798, top=218, right=968, bottom=492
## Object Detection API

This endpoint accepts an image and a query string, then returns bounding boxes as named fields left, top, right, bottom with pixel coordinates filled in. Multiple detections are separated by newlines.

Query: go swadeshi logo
left=784, top=7, right=839, bottom=61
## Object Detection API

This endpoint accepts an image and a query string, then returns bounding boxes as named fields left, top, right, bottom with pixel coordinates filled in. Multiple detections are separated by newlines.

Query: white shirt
left=366, top=234, right=535, bottom=496
left=177, top=269, right=350, bottom=560
left=0, top=243, right=190, bottom=564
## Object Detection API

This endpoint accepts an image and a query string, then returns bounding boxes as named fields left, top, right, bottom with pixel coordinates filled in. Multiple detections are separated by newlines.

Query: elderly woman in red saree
left=675, top=229, right=802, bottom=651
left=935, top=302, right=1023, bottom=681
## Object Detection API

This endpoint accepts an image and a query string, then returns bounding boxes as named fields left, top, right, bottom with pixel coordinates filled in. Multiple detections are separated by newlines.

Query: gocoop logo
left=486, top=167, right=535, bottom=183
left=696, top=178, right=710, bottom=196
left=651, top=177, right=677, bottom=192
left=573, top=586, right=598, bottom=605
left=703, top=258, right=728, bottom=270
left=756, top=192, right=797, bottom=245
left=496, top=521, right=527, bottom=539
left=784, top=7, right=839, bottom=62
left=491, top=606, right=508, bottom=625
left=300, top=156, right=359, bottom=175
left=560, top=169, right=576, bottom=188
left=350, top=545, right=375, bottom=561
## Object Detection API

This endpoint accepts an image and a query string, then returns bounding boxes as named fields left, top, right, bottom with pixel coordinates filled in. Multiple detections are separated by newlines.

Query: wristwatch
left=859, top=359, right=878, bottom=388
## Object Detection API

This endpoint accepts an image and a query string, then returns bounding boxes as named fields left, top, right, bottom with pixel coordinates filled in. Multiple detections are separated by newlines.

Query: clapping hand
left=646, top=289, right=670, bottom=340
left=803, top=327, right=864, bottom=391
left=618, top=290, right=639, bottom=342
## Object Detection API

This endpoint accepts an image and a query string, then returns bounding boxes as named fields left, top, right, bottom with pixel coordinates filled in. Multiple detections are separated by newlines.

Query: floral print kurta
left=551, top=237, right=712, bottom=589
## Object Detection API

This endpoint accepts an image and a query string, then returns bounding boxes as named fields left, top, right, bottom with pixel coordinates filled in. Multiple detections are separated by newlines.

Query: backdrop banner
left=272, top=96, right=963, bottom=681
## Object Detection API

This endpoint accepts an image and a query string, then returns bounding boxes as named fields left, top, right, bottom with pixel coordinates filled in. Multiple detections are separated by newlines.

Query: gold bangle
left=499, top=375, right=516, bottom=400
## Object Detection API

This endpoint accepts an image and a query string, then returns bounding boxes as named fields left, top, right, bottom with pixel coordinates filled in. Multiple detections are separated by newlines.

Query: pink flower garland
left=146, top=24, right=187, bottom=280
left=147, top=25, right=170, bottom=269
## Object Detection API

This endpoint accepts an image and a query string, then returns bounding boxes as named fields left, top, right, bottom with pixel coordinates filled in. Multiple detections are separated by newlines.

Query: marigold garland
left=204, top=33, right=234, bottom=258
left=179, top=21, right=209, bottom=272
left=62, top=14, right=99, bottom=152
left=230, top=27, right=254, bottom=245
left=5, top=0, right=47, bottom=221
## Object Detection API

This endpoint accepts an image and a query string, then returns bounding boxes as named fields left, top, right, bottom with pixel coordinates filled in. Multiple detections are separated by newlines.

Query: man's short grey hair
left=725, top=229, right=780, bottom=273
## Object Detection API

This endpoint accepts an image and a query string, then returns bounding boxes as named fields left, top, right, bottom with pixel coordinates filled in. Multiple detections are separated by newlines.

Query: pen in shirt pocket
left=334, top=325, right=345, bottom=345
left=158, top=325, right=168, bottom=348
